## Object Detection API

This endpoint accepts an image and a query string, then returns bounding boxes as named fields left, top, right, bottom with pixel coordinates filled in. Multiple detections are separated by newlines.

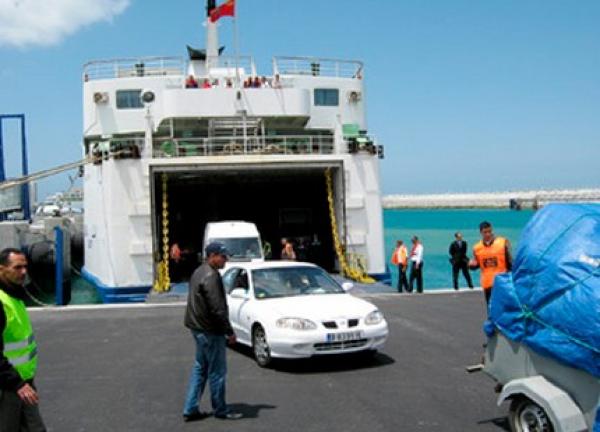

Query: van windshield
left=209, top=237, right=262, bottom=261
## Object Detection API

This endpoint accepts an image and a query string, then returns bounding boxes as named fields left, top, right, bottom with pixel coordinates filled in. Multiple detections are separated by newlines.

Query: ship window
left=314, top=89, right=339, bottom=106
left=116, top=90, right=143, bottom=109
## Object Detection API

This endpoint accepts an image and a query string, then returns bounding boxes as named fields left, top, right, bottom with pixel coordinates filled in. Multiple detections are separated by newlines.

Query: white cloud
left=0, top=0, right=130, bottom=48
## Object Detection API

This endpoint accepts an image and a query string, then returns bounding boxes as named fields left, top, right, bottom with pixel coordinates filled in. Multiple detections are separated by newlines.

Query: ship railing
left=83, top=57, right=186, bottom=81
left=82, top=55, right=361, bottom=83
left=153, top=135, right=335, bottom=158
left=273, top=56, right=363, bottom=79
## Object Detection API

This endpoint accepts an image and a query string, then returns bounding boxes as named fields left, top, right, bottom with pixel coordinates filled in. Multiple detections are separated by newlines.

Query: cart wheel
left=252, top=324, right=272, bottom=368
left=508, top=397, right=554, bottom=432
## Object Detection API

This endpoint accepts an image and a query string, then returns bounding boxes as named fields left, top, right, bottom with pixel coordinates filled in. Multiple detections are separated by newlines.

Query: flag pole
left=230, top=1, right=246, bottom=151
left=232, top=2, right=241, bottom=89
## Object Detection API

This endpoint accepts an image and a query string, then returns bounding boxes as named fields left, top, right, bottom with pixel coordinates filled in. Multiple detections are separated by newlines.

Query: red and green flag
left=210, top=0, right=235, bottom=22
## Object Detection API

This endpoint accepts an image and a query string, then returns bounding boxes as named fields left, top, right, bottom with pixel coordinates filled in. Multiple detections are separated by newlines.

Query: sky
left=0, top=0, right=599, bottom=198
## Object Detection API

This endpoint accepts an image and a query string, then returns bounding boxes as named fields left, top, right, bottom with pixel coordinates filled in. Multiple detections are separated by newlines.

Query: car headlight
left=276, top=317, right=317, bottom=330
left=365, top=310, right=384, bottom=325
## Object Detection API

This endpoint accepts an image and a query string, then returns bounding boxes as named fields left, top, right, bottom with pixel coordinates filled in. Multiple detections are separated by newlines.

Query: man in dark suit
left=449, top=232, right=474, bottom=290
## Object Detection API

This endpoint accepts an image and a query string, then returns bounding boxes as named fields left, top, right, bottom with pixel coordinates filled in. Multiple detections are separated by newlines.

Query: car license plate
left=326, top=331, right=363, bottom=342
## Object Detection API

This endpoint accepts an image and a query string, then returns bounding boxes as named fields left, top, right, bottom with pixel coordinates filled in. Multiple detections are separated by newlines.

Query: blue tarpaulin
left=485, top=203, right=600, bottom=378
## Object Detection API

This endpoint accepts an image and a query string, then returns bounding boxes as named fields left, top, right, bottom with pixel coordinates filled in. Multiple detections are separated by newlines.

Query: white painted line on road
left=356, top=287, right=483, bottom=298
left=28, top=302, right=187, bottom=313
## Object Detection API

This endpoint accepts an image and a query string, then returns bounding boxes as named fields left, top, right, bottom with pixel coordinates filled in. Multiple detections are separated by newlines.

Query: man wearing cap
left=0, top=248, right=46, bottom=431
left=182, top=242, right=242, bottom=422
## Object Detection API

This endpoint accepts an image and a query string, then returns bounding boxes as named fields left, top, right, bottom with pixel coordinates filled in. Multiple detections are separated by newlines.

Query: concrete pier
left=31, top=291, right=508, bottom=431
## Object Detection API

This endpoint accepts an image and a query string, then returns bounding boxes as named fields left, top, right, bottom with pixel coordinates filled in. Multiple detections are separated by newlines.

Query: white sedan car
left=223, top=261, right=389, bottom=367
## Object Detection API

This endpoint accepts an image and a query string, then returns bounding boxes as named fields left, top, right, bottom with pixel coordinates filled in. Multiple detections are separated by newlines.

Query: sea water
left=384, top=209, right=534, bottom=290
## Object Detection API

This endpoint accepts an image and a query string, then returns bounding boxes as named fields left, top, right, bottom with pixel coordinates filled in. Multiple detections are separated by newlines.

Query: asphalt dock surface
left=31, top=290, right=510, bottom=431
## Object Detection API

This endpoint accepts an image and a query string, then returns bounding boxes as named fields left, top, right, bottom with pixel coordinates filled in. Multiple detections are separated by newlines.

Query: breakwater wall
left=382, top=188, right=600, bottom=209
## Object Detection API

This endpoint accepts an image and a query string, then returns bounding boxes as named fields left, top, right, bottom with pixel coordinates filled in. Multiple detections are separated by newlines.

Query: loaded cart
left=482, top=204, right=600, bottom=432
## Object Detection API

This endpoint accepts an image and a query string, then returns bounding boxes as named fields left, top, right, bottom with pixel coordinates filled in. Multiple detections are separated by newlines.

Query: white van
left=203, top=221, right=264, bottom=263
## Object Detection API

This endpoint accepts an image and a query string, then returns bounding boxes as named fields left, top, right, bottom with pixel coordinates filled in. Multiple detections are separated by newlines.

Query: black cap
left=205, top=242, right=229, bottom=257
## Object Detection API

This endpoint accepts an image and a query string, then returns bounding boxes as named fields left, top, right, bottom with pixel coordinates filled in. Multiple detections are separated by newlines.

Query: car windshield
left=251, top=266, right=344, bottom=299
left=209, top=237, right=262, bottom=261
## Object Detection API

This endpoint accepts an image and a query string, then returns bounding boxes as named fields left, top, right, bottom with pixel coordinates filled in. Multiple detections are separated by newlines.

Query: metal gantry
left=0, top=114, right=30, bottom=220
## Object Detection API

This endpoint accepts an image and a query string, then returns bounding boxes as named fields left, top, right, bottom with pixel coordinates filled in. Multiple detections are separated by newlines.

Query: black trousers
left=452, top=261, right=474, bottom=290
left=0, top=387, right=46, bottom=432
left=397, top=264, right=408, bottom=292
left=484, top=288, right=492, bottom=305
left=409, top=262, right=424, bottom=293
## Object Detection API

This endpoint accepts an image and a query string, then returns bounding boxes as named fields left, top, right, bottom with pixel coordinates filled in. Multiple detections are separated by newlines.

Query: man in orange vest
left=469, top=221, right=512, bottom=305
left=390, top=240, right=408, bottom=292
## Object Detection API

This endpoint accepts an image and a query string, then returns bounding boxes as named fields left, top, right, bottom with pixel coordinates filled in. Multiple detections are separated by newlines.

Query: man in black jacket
left=0, top=248, right=46, bottom=431
left=182, top=242, right=241, bottom=422
left=449, top=232, right=474, bottom=290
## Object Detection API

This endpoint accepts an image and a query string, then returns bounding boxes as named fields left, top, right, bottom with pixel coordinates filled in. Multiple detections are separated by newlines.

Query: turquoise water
left=28, top=273, right=101, bottom=306
left=69, top=276, right=102, bottom=303
left=384, top=209, right=535, bottom=290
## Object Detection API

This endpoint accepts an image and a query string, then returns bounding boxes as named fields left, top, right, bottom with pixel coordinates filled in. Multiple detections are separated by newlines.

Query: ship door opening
left=151, top=166, right=343, bottom=283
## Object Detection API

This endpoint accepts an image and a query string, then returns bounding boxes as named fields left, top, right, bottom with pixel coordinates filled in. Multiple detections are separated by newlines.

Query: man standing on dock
left=408, top=236, right=424, bottom=293
left=391, top=240, right=408, bottom=292
left=0, top=248, right=46, bottom=432
left=469, top=222, right=512, bottom=305
left=448, top=232, right=474, bottom=290
left=182, top=242, right=242, bottom=422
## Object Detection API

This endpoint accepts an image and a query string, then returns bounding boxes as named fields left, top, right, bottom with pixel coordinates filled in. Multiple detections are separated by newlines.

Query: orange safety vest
left=473, top=237, right=508, bottom=290
left=391, top=246, right=407, bottom=266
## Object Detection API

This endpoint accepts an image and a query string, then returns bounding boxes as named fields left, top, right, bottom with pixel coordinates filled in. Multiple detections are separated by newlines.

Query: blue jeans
left=183, top=331, right=228, bottom=416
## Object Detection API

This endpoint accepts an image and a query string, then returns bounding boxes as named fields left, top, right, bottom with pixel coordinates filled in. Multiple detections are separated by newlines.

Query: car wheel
left=252, top=325, right=272, bottom=368
left=508, top=397, right=554, bottom=432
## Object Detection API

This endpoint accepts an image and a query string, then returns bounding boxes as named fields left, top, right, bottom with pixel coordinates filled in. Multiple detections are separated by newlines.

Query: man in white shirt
left=409, top=236, right=424, bottom=293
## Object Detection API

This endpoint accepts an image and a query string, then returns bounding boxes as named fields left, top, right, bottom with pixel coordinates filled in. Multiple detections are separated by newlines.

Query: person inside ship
left=260, top=76, right=270, bottom=88
left=185, top=75, right=198, bottom=88
left=272, top=74, right=282, bottom=89
left=169, top=242, right=196, bottom=282
left=281, top=241, right=297, bottom=261
left=201, top=78, right=211, bottom=89
left=252, top=76, right=261, bottom=88
left=262, top=241, right=272, bottom=259
left=295, top=237, right=309, bottom=262
left=225, top=78, right=233, bottom=88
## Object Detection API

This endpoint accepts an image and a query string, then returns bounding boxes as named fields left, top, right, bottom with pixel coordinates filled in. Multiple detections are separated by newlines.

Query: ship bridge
left=82, top=55, right=374, bottom=160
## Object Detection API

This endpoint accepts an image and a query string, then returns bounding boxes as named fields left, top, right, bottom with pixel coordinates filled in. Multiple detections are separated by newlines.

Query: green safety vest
left=0, top=289, right=37, bottom=381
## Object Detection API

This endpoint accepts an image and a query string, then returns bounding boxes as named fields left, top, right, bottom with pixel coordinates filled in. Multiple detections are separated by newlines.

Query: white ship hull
left=81, top=27, right=388, bottom=302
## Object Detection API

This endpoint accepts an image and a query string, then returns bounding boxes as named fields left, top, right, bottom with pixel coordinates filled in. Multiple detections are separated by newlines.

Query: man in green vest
left=0, top=248, right=46, bottom=431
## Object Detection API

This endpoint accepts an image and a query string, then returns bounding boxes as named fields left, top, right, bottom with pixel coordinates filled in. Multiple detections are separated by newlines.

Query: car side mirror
left=229, top=288, right=248, bottom=299
left=341, top=282, right=354, bottom=292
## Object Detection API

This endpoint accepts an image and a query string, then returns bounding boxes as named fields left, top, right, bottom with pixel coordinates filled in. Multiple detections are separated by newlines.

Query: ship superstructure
left=81, top=3, right=387, bottom=302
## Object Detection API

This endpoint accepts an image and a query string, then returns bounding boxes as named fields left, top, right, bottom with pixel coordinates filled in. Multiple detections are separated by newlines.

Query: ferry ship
left=81, top=1, right=388, bottom=302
